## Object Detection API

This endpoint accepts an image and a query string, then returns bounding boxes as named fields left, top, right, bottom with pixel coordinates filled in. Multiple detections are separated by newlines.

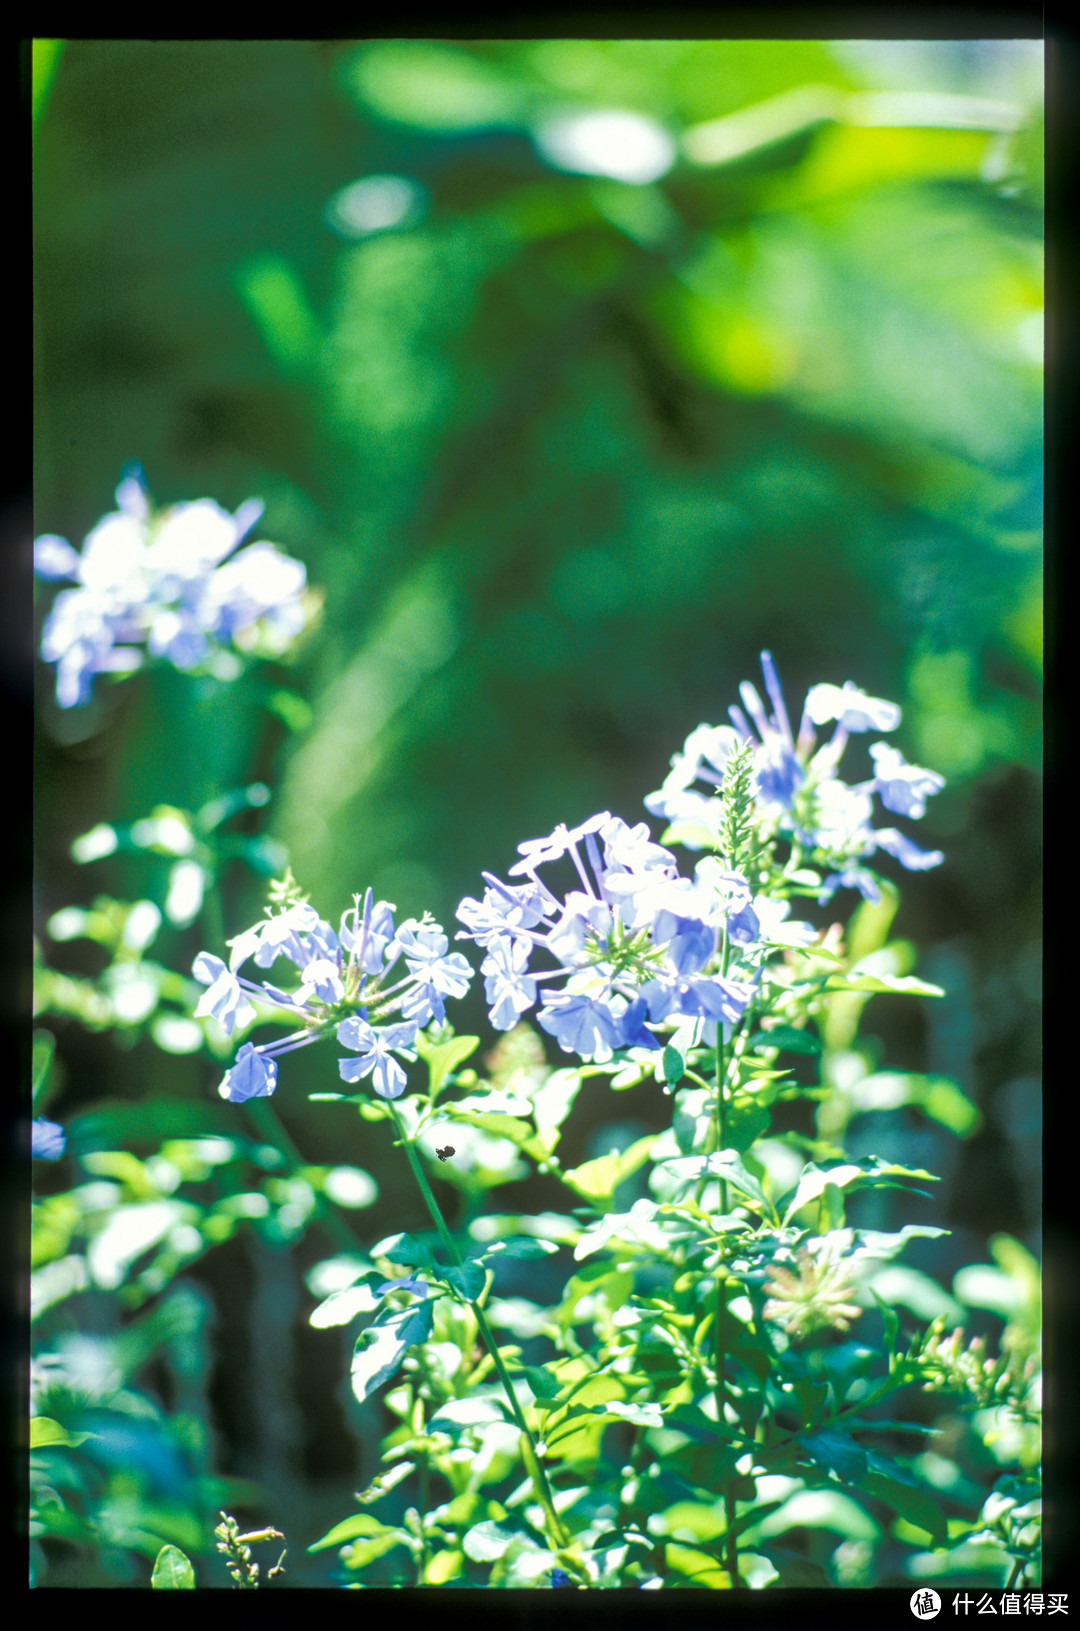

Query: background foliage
left=32, top=37, right=1041, bottom=1587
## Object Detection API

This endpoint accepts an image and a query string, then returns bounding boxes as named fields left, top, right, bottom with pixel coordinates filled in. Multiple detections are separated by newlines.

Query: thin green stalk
left=711, top=1032, right=741, bottom=1587
left=387, top=1103, right=572, bottom=1555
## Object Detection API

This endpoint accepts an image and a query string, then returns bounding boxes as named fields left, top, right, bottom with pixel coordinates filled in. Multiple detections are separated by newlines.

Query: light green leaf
left=446, top=1109, right=534, bottom=1145
left=151, top=1545, right=196, bottom=1588
left=823, top=972, right=944, bottom=997
left=463, top=1519, right=521, bottom=1562
left=848, top=1071, right=980, bottom=1136
left=30, top=1416, right=94, bottom=1450
left=309, top=1281, right=382, bottom=1329
left=606, top=1399, right=665, bottom=1428
left=427, top=1395, right=507, bottom=1434
left=478, top=1237, right=559, bottom=1263
left=308, top=1513, right=403, bottom=1552
left=563, top=1134, right=655, bottom=1205
left=868, top=1264, right=963, bottom=1323
left=414, top=1030, right=480, bottom=1097
left=660, top=1150, right=770, bottom=1212
left=664, top=1542, right=731, bottom=1587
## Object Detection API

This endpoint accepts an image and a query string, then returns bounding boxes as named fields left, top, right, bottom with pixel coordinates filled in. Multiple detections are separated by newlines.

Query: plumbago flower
left=192, top=878, right=472, bottom=1102
left=34, top=466, right=320, bottom=707
left=645, top=651, right=944, bottom=904
left=456, top=812, right=809, bottom=1063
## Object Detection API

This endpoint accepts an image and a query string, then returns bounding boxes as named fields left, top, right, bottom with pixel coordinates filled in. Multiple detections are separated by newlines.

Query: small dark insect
left=435, top=1145, right=455, bottom=1162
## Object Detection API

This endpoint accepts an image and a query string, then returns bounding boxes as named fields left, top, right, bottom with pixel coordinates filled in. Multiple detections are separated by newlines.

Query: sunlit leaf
left=151, top=1545, right=196, bottom=1588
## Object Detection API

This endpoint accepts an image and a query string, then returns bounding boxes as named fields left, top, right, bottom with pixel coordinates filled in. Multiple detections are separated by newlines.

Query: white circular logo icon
left=910, top=1589, right=941, bottom=1619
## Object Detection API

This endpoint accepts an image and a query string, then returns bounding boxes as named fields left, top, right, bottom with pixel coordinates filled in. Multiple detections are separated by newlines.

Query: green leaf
left=309, top=1281, right=382, bottom=1329
left=662, top=1043, right=686, bottom=1085
left=414, top=1030, right=480, bottom=1097
left=462, top=1519, right=520, bottom=1562
left=562, top=1135, right=656, bottom=1206
left=664, top=1542, right=731, bottom=1587
left=606, top=1399, right=665, bottom=1428
left=446, top=1109, right=534, bottom=1144
left=151, top=1545, right=196, bottom=1588
left=30, top=1416, right=94, bottom=1450
left=725, top=1095, right=771, bottom=1151
left=427, top=1396, right=507, bottom=1435
left=823, top=972, right=944, bottom=997
left=659, top=1151, right=770, bottom=1213
left=32, top=1029, right=56, bottom=1105
left=748, top=1024, right=821, bottom=1055
left=521, top=1364, right=563, bottom=1402
left=350, top=1299, right=433, bottom=1404
left=800, top=1426, right=868, bottom=1483
left=782, top=1158, right=938, bottom=1224
left=308, top=1513, right=403, bottom=1552
left=858, top=1460, right=948, bottom=1547
left=847, top=1071, right=980, bottom=1136
left=477, top=1236, right=559, bottom=1263
left=372, top=1230, right=437, bottom=1270
left=662, top=820, right=722, bottom=851
left=818, top=1180, right=846, bottom=1232
left=441, top=1262, right=487, bottom=1302
left=263, top=688, right=314, bottom=733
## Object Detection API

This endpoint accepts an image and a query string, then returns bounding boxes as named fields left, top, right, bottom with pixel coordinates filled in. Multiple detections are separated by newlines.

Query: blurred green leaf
left=151, top=1545, right=196, bottom=1588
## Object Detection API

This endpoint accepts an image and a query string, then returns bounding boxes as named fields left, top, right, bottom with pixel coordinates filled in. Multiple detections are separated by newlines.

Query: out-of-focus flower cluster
left=762, top=1241, right=863, bottom=1338
left=645, top=652, right=944, bottom=904
left=34, top=467, right=318, bottom=707
left=193, top=882, right=472, bottom=1102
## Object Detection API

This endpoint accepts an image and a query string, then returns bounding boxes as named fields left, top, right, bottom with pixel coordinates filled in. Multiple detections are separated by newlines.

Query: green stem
left=387, top=1104, right=571, bottom=1554
left=710, top=1034, right=741, bottom=1586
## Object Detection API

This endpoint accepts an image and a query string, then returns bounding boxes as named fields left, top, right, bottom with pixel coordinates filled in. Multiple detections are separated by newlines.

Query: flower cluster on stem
left=456, top=811, right=793, bottom=1062
left=645, top=651, right=944, bottom=904
left=34, top=467, right=317, bottom=707
left=193, top=881, right=472, bottom=1102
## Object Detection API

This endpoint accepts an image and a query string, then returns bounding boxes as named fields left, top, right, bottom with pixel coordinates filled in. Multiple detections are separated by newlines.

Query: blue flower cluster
left=645, top=652, right=944, bottom=904
left=34, top=468, right=314, bottom=707
left=456, top=812, right=781, bottom=1062
left=193, top=890, right=472, bottom=1101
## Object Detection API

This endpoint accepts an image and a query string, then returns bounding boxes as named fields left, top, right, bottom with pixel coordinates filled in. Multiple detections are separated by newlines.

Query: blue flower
left=536, top=990, right=624, bottom=1060
left=32, top=1117, right=66, bottom=1159
left=804, top=681, right=902, bottom=734
left=644, top=653, right=946, bottom=899
left=872, top=828, right=944, bottom=871
left=192, top=953, right=258, bottom=1035
left=194, top=887, right=472, bottom=1103
left=219, top=1042, right=278, bottom=1102
left=458, top=814, right=759, bottom=1062
left=868, top=743, right=945, bottom=820
left=337, top=1017, right=418, bottom=1099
